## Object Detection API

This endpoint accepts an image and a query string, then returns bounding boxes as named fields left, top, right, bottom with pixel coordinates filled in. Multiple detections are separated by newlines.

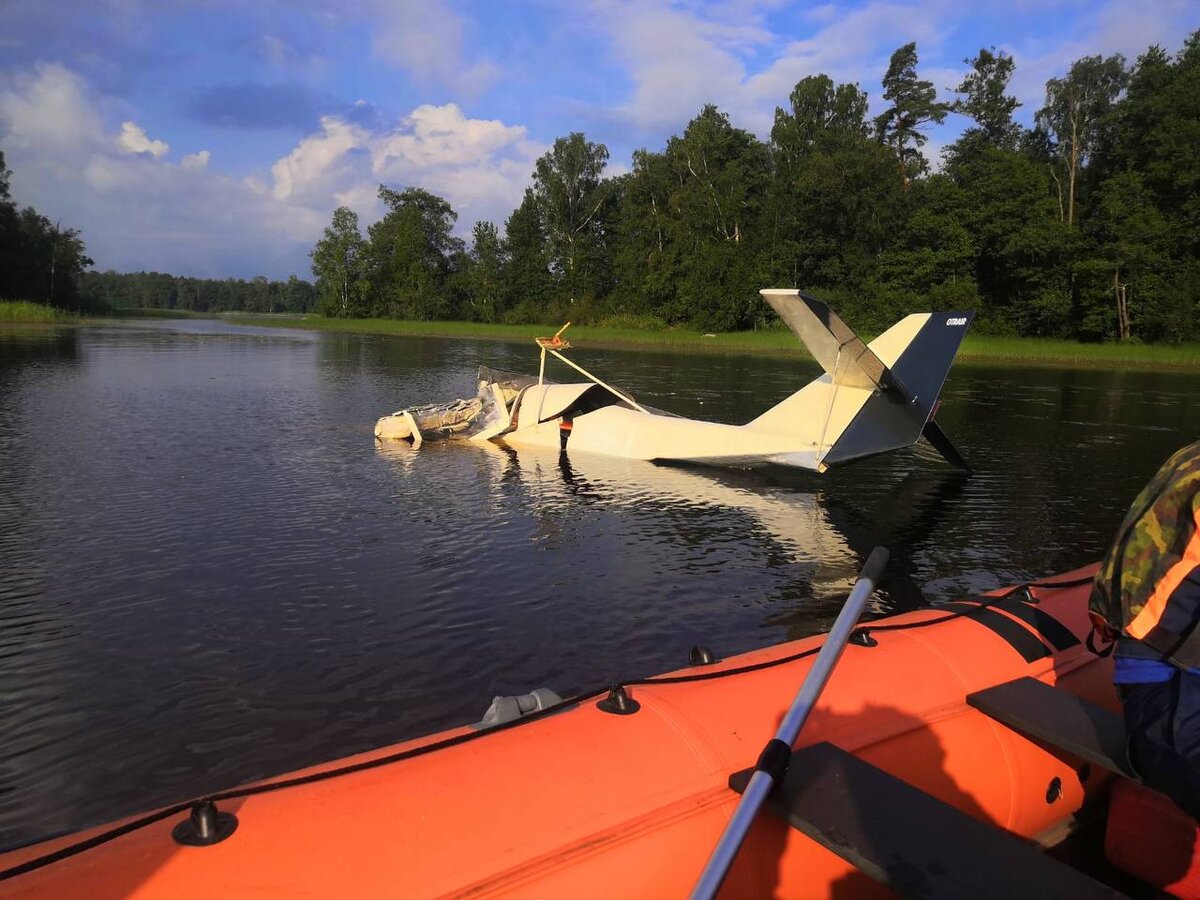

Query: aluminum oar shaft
left=691, top=545, right=889, bottom=899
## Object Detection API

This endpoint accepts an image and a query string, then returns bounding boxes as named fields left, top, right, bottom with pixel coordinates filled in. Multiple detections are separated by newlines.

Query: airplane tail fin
left=757, top=290, right=973, bottom=470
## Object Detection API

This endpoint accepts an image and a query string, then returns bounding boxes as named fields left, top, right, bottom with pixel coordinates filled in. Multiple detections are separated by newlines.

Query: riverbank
left=106, top=307, right=207, bottom=319
left=7, top=302, right=1194, bottom=367
left=1, top=302, right=232, bottom=327
left=224, top=313, right=1200, bottom=368
left=0, top=301, right=78, bottom=324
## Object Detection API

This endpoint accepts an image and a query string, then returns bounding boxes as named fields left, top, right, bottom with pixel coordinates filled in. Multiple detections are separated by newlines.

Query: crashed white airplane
left=374, top=289, right=974, bottom=472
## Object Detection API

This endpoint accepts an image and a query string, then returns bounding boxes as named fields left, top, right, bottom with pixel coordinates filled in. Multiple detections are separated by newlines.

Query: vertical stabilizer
left=752, top=290, right=973, bottom=469
left=821, top=310, right=974, bottom=467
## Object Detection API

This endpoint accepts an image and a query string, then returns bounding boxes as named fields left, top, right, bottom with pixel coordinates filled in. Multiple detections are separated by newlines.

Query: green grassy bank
left=1, top=302, right=207, bottom=325
left=5, top=302, right=1193, bottom=367
left=957, top=336, right=1200, bottom=367
left=0, top=300, right=79, bottom=323
left=225, top=313, right=1200, bottom=369
left=106, top=307, right=207, bottom=319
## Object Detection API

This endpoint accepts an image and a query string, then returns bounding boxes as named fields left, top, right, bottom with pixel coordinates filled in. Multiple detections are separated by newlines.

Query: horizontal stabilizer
left=761, top=289, right=893, bottom=391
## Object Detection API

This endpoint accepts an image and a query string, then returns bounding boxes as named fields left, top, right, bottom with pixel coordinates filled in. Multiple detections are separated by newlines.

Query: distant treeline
left=312, top=35, right=1200, bottom=343
left=5, top=35, right=1196, bottom=342
left=0, top=151, right=94, bottom=311
left=0, top=153, right=317, bottom=316
left=79, top=270, right=317, bottom=314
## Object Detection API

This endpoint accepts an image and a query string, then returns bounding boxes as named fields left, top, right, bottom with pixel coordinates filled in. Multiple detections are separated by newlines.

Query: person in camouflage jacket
left=1091, top=440, right=1200, bottom=819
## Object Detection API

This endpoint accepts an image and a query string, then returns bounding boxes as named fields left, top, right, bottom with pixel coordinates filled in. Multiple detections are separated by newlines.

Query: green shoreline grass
left=1, top=301, right=203, bottom=324
left=5, top=301, right=1195, bottom=368
left=1, top=302, right=213, bottom=324
left=0, top=300, right=79, bottom=324
left=106, top=307, right=206, bottom=319
left=224, top=313, right=1200, bottom=369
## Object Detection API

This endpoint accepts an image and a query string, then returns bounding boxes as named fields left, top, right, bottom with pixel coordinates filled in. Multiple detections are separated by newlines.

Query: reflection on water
left=0, top=319, right=1197, bottom=848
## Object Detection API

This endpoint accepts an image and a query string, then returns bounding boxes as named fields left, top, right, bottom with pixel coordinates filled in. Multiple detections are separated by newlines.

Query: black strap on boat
left=983, top=597, right=1080, bottom=651
left=0, top=572, right=1095, bottom=883
left=939, top=603, right=1053, bottom=663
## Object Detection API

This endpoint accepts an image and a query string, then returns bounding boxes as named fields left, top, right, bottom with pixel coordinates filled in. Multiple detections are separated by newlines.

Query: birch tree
left=310, top=206, right=366, bottom=317
left=1035, top=54, right=1127, bottom=226
left=532, top=133, right=612, bottom=300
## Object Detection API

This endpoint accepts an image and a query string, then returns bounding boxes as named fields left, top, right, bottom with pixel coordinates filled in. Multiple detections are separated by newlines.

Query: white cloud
left=0, top=63, right=103, bottom=149
left=923, top=65, right=969, bottom=99
left=583, top=0, right=1195, bottom=145
left=181, top=149, right=211, bottom=169
left=116, top=120, right=169, bottom=157
left=270, top=116, right=366, bottom=201
left=265, top=102, right=544, bottom=232
left=744, top=2, right=951, bottom=128
left=258, top=34, right=293, bottom=67
left=367, top=104, right=543, bottom=229
left=804, top=4, right=840, bottom=24
left=1005, top=0, right=1197, bottom=119
left=82, top=156, right=125, bottom=191
left=331, top=182, right=381, bottom=214
left=590, top=0, right=764, bottom=132
left=372, top=104, right=531, bottom=171
left=0, top=64, right=327, bottom=277
left=585, top=0, right=958, bottom=137
left=250, top=33, right=325, bottom=78
left=0, top=62, right=542, bottom=278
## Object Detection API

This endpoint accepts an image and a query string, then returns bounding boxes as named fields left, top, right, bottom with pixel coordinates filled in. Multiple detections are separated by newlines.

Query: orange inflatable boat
left=0, top=566, right=1121, bottom=898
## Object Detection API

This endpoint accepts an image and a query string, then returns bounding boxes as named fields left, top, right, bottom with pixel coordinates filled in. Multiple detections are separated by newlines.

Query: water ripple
left=0, top=323, right=1197, bottom=847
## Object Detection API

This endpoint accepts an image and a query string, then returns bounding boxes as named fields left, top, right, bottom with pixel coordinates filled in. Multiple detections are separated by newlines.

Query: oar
left=690, top=546, right=890, bottom=899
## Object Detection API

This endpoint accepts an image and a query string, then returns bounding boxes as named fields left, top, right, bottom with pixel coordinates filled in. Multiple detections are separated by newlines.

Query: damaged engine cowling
left=375, top=367, right=536, bottom=443
left=374, top=397, right=484, bottom=441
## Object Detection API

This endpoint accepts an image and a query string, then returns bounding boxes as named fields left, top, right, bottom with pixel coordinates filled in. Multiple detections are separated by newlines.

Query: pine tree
left=950, top=48, right=1022, bottom=155
left=874, top=42, right=950, bottom=187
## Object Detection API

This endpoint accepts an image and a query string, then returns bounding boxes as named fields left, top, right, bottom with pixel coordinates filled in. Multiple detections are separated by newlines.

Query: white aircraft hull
left=501, top=402, right=826, bottom=470
left=375, top=290, right=974, bottom=472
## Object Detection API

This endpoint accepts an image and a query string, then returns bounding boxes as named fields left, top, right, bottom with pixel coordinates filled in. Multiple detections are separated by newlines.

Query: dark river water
left=0, top=318, right=1196, bottom=848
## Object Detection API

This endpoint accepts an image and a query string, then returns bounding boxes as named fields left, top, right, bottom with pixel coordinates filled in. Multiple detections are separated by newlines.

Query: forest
left=0, top=152, right=315, bottom=316
left=0, top=150, right=94, bottom=311
left=4, top=35, right=1197, bottom=344
left=310, top=35, right=1200, bottom=343
left=78, top=270, right=317, bottom=315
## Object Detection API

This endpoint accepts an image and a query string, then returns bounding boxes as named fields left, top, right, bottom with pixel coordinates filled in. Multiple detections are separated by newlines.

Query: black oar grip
left=859, top=546, right=889, bottom=586
left=754, top=738, right=792, bottom=784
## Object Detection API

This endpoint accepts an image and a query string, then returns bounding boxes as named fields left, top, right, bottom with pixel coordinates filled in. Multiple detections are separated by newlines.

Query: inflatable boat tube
left=0, top=565, right=1115, bottom=898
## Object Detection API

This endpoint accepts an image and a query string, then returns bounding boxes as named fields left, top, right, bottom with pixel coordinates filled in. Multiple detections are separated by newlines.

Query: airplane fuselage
left=500, top=386, right=832, bottom=470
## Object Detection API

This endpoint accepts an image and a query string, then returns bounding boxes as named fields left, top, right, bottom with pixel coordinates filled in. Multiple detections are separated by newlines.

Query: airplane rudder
left=889, top=310, right=974, bottom=415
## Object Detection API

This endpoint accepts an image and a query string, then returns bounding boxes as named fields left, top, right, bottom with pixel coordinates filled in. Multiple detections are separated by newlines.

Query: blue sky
left=1, top=0, right=1194, bottom=280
